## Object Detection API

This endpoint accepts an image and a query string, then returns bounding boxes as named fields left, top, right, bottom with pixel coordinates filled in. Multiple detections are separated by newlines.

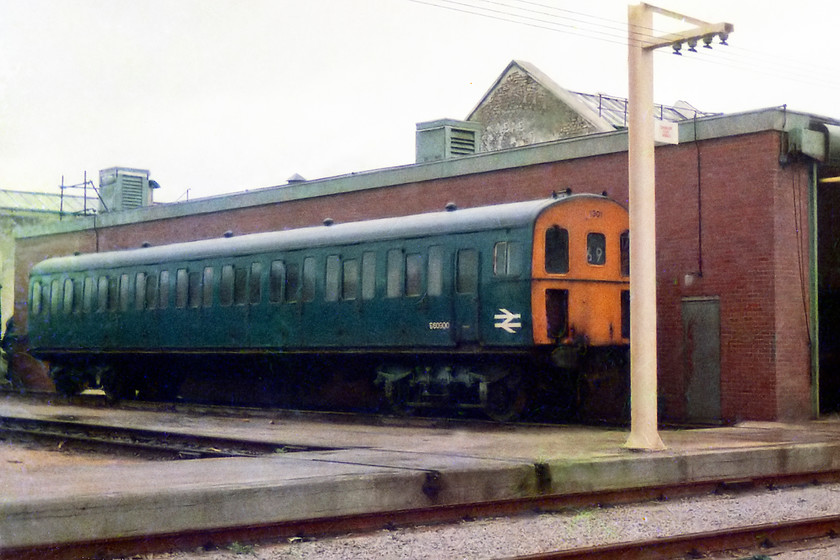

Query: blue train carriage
left=26, top=193, right=630, bottom=420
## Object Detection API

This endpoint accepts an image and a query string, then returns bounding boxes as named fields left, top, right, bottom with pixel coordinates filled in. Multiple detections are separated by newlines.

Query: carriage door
left=454, top=248, right=479, bottom=342
left=682, top=297, right=721, bottom=422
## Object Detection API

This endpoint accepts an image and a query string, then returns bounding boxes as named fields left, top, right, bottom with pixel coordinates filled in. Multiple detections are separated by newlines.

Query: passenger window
left=145, top=272, right=158, bottom=310
left=119, top=274, right=130, bottom=312
left=42, top=283, right=52, bottom=314
left=269, top=261, right=285, bottom=303
left=83, top=277, right=95, bottom=313
left=428, top=246, right=443, bottom=297
left=188, top=271, right=202, bottom=308
left=325, top=255, right=340, bottom=302
left=620, top=230, right=630, bottom=276
left=233, top=267, right=248, bottom=305
left=249, top=262, right=262, bottom=304
left=203, top=267, right=214, bottom=307
left=494, top=241, right=522, bottom=276
left=587, top=233, right=606, bottom=265
left=63, top=278, right=74, bottom=314
left=31, top=281, right=42, bottom=315
left=135, top=273, right=147, bottom=310
left=456, top=249, right=478, bottom=294
left=176, top=269, right=189, bottom=309
left=343, top=259, right=359, bottom=301
left=50, top=279, right=62, bottom=315
left=405, top=253, right=422, bottom=297
left=302, top=257, right=316, bottom=302
left=286, top=263, right=300, bottom=302
left=361, top=252, right=376, bottom=300
left=545, top=227, right=569, bottom=274
left=107, top=277, right=118, bottom=311
left=220, top=265, right=234, bottom=306
left=159, top=271, right=170, bottom=309
left=386, top=249, right=403, bottom=298
left=73, top=278, right=83, bottom=313
left=97, top=276, right=109, bottom=312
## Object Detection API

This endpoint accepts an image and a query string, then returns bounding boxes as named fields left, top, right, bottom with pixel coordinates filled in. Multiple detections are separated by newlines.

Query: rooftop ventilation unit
left=98, top=167, right=155, bottom=213
left=415, top=119, right=482, bottom=163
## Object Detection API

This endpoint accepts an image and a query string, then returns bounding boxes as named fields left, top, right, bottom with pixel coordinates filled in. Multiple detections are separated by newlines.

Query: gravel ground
left=5, top=439, right=840, bottom=559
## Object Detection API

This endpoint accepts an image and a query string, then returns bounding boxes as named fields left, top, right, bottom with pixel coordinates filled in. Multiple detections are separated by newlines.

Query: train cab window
left=145, top=273, right=158, bottom=310
left=494, top=241, right=522, bottom=277
left=176, top=269, right=189, bottom=308
left=343, top=259, right=359, bottom=301
left=83, top=277, right=95, bottom=313
left=361, top=252, right=376, bottom=300
left=286, top=263, right=300, bottom=303
left=587, top=233, right=606, bottom=266
left=63, top=278, right=74, bottom=314
left=545, top=227, right=569, bottom=274
left=428, top=246, right=443, bottom=297
left=31, top=281, right=42, bottom=315
left=135, top=273, right=147, bottom=310
left=456, top=249, right=478, bottom=294
left=159, top=270, right=170, bottom=309
left=220, top=265, right=234, bottom=306
left=249, top=263, right=262, bottom=305
left=302, top=257, right=316, bottom=302
left=325, top=255, right=340, bottom=302
left=620, top=230, right=630, bottom=276
left=269, top=261, right=285, bottom=303
left=405, top=253, right=422, bottom=297
left=97, top=277, right=109, bottom=312
left=386, top=249, right=403, bottom=298
left=203, top=267, right=214, bottom=308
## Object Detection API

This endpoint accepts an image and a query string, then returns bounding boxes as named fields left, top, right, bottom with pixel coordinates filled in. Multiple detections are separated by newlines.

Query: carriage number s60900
left=429, top=321, right=450, bottom=330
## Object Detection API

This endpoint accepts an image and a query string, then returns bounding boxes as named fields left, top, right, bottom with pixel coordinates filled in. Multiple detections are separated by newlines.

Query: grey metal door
left=682, top=297, right=721, bottom=422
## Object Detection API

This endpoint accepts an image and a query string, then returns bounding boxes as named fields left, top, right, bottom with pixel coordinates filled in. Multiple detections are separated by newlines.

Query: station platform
left=3, top=395, right=840, bottom=552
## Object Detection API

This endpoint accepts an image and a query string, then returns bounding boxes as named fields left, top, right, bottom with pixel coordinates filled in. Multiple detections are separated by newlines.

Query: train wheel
left=481, top=369, right=526, bottom=422
left=377, top=364, right=415, bottom=416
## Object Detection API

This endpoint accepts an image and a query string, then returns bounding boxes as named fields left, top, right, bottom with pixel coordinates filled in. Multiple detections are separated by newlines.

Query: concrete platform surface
left=3, top=396, right=840, bottom=550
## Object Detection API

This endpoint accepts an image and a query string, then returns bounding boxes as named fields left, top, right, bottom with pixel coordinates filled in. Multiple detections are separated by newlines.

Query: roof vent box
left=415, top=119, right=482, bottom=163
left=98, top=167, right=153, bottom=212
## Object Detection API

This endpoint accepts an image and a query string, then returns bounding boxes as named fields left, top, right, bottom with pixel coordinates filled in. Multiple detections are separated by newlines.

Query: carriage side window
left=50, top=279, right=62, bottom=315
left=41, top=282, right=51, bottom=315
left=386, top=249, right=403, bottom=298
left=203, top=267, right=215, bottom=308
left=343, top=259, right=359, bottom=301
left=233, top=267, right=248, bottom=305
left=73, top=278, right=83, bottom=313
left=83, top=277, right=95, bottom=313
left=159, top=270, right=170, bottom=309
left=361, top=252, right=376, bottom=300
left=63, top=278, right=74, bottom=314
left=269, top=260, right=285, bottom=303
left=97, top=276, right=109, bottom=312
left=119, top=273, right=131, bottom=312
left=188, top=271, right=202, bottom=308
left=428, top=246, right=443, bottom=297
left=325, top=255, right=340, bottom=302
left=456, top=248, right=478, bottom=294
left=108, top=276, right=119, bottom=312
left=545, top=227, right=569, bottom=274
left=145, top=272, right=158, bottom=310
left=302, top=257, right=316, bottom=302
left=286, top=262, right=300, bottom=302
left=587, top=233, right=606, bottom=266
left=135, top=273, right=147, bottom=311
left=620, top=230, right=630, bottom=276
left=31, top=281, right=42, bottom=315
left=176, top=269, right=189, bottom=308
left=249, top=262, right=262, bottom=304
left=405, top=253, right=422, bottom=297
left=494, top=241, right=522, bottom=277
left=220, top=265, right=234, bottom=306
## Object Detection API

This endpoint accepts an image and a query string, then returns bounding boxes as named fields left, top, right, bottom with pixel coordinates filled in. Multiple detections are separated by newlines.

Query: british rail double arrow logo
left=494, top=308, right=522, bottom=333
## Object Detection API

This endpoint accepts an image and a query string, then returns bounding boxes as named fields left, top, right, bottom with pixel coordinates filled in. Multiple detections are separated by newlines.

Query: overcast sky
left=1, top=0, right=837, bottom=202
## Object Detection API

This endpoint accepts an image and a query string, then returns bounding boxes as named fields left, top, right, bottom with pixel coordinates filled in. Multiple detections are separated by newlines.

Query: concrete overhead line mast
left=625, top=3, right=733, bottom=451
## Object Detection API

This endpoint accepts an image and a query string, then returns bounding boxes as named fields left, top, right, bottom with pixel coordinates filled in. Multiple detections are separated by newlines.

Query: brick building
left=11, top=63, right=840, bottom=423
